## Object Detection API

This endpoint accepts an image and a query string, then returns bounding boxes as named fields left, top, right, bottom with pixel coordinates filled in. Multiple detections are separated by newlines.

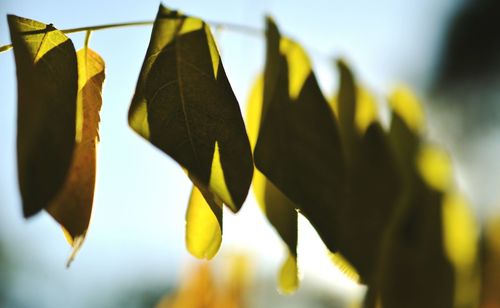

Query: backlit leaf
left=8, top=15, right=78, bottom=217
left=129, top=5, right=253, bottom=213
left=46, top=47, right=105, bottom=266
left=367, top=95, right=456, bottom=308
left=416, top=145, right=452, bottom=192
left=185, top=185, right=222, bottom=260
left=329, top=252, right=360, bottom=282
left=278, top=253, right=299, bottom=295
left=246, top=75, right=297, bottom=255
left=254, top=18, right=345, bottom=264
left=336, top=59, right=357, bottom=155
left=441, top=192, right=480, bottom=307
left=255, top=19, right=402, bottom=285
left=375, top=178, right=454, bottom=308
left=331, top=62, right=401, bottom=283
left=246, top=74, right=298, bottom=293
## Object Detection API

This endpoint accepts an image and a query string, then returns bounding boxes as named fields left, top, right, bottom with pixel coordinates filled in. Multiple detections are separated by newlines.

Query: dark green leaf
left=365, top=93, right=454, bottom=308
left=340, top=122, right=401, bottom=283
left=332, top=63, right=402, bottom=283
left=336, top=59, right=357, bottom=156
left=254, top=17, right=345, bottom=260
left=246, top=75, right=299, bottom=293
left=247, top=76, right=297, bottom=257
left=8, top=15, right=78, bottom=217
left=128, top=5, right=253, bottom=212
left=373, top=178, right=454, bottom=308
left=255, top=19, right=403, bottom=284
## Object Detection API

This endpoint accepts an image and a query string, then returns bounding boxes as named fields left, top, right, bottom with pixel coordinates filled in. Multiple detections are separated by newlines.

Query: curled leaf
left=46, top=47, right=104, bottom=266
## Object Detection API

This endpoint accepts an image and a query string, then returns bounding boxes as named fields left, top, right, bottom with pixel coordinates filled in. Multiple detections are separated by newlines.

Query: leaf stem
left=0, top=44, right=13, bottom=53
left=0, top=19, right=262, bottom=54
left=83, top=30, right=92, bottom=50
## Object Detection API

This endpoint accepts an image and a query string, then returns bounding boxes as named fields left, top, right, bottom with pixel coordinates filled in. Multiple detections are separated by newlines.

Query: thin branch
left=0, top=19, right=262, bottom=53
left=0, top=18, right=334, bottom=62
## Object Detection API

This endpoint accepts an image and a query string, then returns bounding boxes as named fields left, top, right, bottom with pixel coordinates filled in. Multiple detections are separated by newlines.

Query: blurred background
left=1, top=0, right=499, bottom=307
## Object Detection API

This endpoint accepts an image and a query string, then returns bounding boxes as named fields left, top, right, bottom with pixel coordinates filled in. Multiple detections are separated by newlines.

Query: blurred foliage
left=156, top=256, right=251, bottom=308
left=3, top=3, right=500, bottom=308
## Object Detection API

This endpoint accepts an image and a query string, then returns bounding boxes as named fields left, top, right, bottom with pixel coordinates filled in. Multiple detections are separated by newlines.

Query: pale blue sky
left=0, top=1, right=460, bottom=307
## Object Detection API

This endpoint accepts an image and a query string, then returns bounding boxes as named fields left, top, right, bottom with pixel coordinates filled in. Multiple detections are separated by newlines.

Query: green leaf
left=46, top=47, right=105, bottom=266
left=246, top=75, right=297, bottom=254
left=374, top=178, right=454, bottom=308
left=8, top=15, right=78, bottom=217
left=342, top=122, right=401, bottom=283
left=365, top=94, right=455, bottom=308
left=255, top=18, right=402, bottom=285
left=387, top=86, right=424, bottom=179
left=330, top=63, right=402, bottom=283
left=254, top=18, right=345, bottom=262
left=129, top=5, right=253, bottom=213
left=336, top=59, right=357, bottom=156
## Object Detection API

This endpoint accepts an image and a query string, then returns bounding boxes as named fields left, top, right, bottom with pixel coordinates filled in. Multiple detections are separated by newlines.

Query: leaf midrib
left=174, top=27, right=199, bottom=166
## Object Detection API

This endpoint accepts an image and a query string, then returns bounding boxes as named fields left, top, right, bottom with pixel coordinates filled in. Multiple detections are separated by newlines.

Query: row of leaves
left=7, top=5, right=479, bottom=307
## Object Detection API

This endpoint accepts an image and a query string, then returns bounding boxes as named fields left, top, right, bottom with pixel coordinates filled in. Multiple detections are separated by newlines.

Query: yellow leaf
left=279, top=38, right=311, bottom=100
left=417, top=145, right=452, bottom=191
left=185, top=185, right=222, bottom=260
left=209, top=142, right=236, bottom=211
left=442, top=192, right=480, bottom=307
left=330, top=86, right=378, bottom=135
left=46, top=47, right=104, bottom=266
left=245, top=75, right=263, bottom=148
left=355, top=87, right=377, bottom=134
left=329, top=252, right=360, bottom=283
left=278, top=252, right=299, bottom=294
left=389, top=86, right=425, bottom=134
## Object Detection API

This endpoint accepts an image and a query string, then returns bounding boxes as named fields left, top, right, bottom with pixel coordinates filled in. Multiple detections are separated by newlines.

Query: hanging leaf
left=128, top=5, right=253, bottom=213
left=366, top=91, right=455, bottom=308
left=46, top=47, right=105, bottom=266
left=387, top=86, right=424, bottom=178
left=246, top=75, right=298, bottom=293
left=441, top=192, right=480, bottom=308
left=7, top=15, right=78, bottom=217
left=254, top=17, right=345, bottom=262
left=255, top=20, right=402, bottom=286
left=329, top=62, right=402, bottom=283
left=185, top=185, right=222, bottom=260
left=335, top=59, right=357, bottom=156
left=278, top=253, right=299, bottom=295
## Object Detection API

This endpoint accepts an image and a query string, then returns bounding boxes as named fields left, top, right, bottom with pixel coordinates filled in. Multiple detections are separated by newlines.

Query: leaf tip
left=278, top=253, right=299, bottom=295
